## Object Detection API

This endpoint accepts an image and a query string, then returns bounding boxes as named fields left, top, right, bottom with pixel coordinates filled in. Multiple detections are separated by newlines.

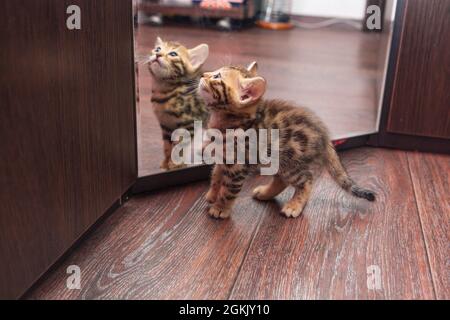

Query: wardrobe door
left=388, top=0, right=449, bottom=139
left=0, top=0, right=136, bottom=299
left=374, top=0, right=450, bottom=152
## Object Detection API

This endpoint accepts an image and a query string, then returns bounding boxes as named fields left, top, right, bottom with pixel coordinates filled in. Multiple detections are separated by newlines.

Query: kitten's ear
left=188, top=44, right=209, bottom=71
left=239, top=76, right=266, bottom=106
left=247, top=61, right=258, bottom=77
left=155, top=36, right=163, bottom=46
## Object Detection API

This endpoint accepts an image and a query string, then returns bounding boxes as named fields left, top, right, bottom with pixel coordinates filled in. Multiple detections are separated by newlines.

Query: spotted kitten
left=198, top=62, right=376, bottom=219
left=148, top=37, right=209, bottom=170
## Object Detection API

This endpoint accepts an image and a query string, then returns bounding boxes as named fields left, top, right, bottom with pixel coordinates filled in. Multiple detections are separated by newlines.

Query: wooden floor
left=25, top=148, right=449, bottom=300
left=136, top=24, right=383, bottom=176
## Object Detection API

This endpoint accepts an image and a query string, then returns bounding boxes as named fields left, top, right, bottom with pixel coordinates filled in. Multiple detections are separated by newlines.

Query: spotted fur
left=199, top=62, right=376, bottom=219
left=148, top=37, right=209, bottom=170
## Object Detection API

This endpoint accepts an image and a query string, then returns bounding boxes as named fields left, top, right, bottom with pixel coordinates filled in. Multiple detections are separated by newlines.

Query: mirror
left=134, top=0, right=397, bottom=177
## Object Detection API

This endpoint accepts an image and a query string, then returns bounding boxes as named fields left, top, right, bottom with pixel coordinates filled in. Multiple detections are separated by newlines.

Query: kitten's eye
left=168, top=51, right=178, bottom=57
left=213, top=73, right=221, bottom=79
left=155, top=47, right=161, bottom=53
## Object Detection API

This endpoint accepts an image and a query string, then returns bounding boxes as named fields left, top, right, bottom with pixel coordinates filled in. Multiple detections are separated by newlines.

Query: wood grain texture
left=407, top=152, right=450, bottom=299
left=25, top=178, right=271, bottom=300
left=26, top=148, right=444, bottom=300
left=230, top=148, right=435, bottom=299
left=0, top=0, right=136, bottom=299
left=387, top=0, right=450, bottom=139
left=136, top=23, right=383, bottom=176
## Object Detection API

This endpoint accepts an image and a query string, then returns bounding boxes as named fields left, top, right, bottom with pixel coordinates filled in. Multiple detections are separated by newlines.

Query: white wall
left=387, top=0, right=398, bottom=21
left=291, top=0, right=367, bottom=20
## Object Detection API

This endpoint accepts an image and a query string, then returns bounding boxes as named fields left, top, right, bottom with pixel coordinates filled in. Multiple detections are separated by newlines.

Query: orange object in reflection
left=256, top=20, right=293, bottom=30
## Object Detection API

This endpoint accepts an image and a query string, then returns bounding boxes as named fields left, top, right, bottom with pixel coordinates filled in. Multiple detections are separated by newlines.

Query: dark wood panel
left=370, top=0, right=450, bottom=153
left=230, top=148, right=434, bottom=299
left=370, top=132, right=450, bottom=154
left=25, top=179, right=269, bottom=299
left=408, top=152, right=450, bottom=299
left=0, top=0, right=136, bottom=299
left=387, top=0, right=450, bottom=139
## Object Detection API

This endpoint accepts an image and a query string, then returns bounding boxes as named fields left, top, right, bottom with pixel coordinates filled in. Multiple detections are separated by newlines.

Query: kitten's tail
left=325, top=143, right=376, bottom=201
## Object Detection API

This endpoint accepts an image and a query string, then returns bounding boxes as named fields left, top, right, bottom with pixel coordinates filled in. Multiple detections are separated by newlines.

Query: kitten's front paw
left=205, top=189, right=217, bottom=204
left=252, top=186, right=274, bottom=201
left=281, top=202, right=304, bottom=219
left=167, top=160, right=187, bottom=171
left=160, top=159, right=169, bottom=170
left=208, top=206, right=231, bottom=219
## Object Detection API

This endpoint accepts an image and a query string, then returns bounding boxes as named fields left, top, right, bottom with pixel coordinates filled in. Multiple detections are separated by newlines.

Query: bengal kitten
left=198, top=62, right=376, bottom=219
left=148, top=37, right=209, bottom=170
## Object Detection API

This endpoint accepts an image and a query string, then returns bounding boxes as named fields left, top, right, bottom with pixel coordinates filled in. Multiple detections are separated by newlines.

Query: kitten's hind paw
left=252, top=186, right=275, bottom=201
left=209, top=206, right=231, bottom=219
left=281, top=202, right=304, bottom=219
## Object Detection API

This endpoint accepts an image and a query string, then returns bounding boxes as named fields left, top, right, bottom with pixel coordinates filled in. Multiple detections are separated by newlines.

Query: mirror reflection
left=134, top=0, right=396, bottom=177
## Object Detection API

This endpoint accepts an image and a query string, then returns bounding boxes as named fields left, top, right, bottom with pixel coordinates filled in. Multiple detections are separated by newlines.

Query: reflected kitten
left=198, top=62, right=376, bottom=219
left=148, top=37, right=209, bottom=170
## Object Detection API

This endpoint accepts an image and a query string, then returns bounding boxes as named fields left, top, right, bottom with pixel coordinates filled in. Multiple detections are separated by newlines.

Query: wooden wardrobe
left=372, top=0, right=450, bottom=152
left=0, top=0, right=137, bottom=299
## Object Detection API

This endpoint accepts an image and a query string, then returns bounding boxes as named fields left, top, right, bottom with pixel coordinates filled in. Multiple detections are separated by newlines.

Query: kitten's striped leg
left=160, top=127, right=187, bottom=171
left=209, top=165, right=247, bottom=219
left=160, top=137, right=172, bottom=170
left=253, top=175, right=286, bottom=201
left=205, top=165, right=223, bottom=204
left=166, top=123, right=194, bottom=170
left=281, top=176, right=313, bottom=218
left=167, top=140, right=188, bottom=170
